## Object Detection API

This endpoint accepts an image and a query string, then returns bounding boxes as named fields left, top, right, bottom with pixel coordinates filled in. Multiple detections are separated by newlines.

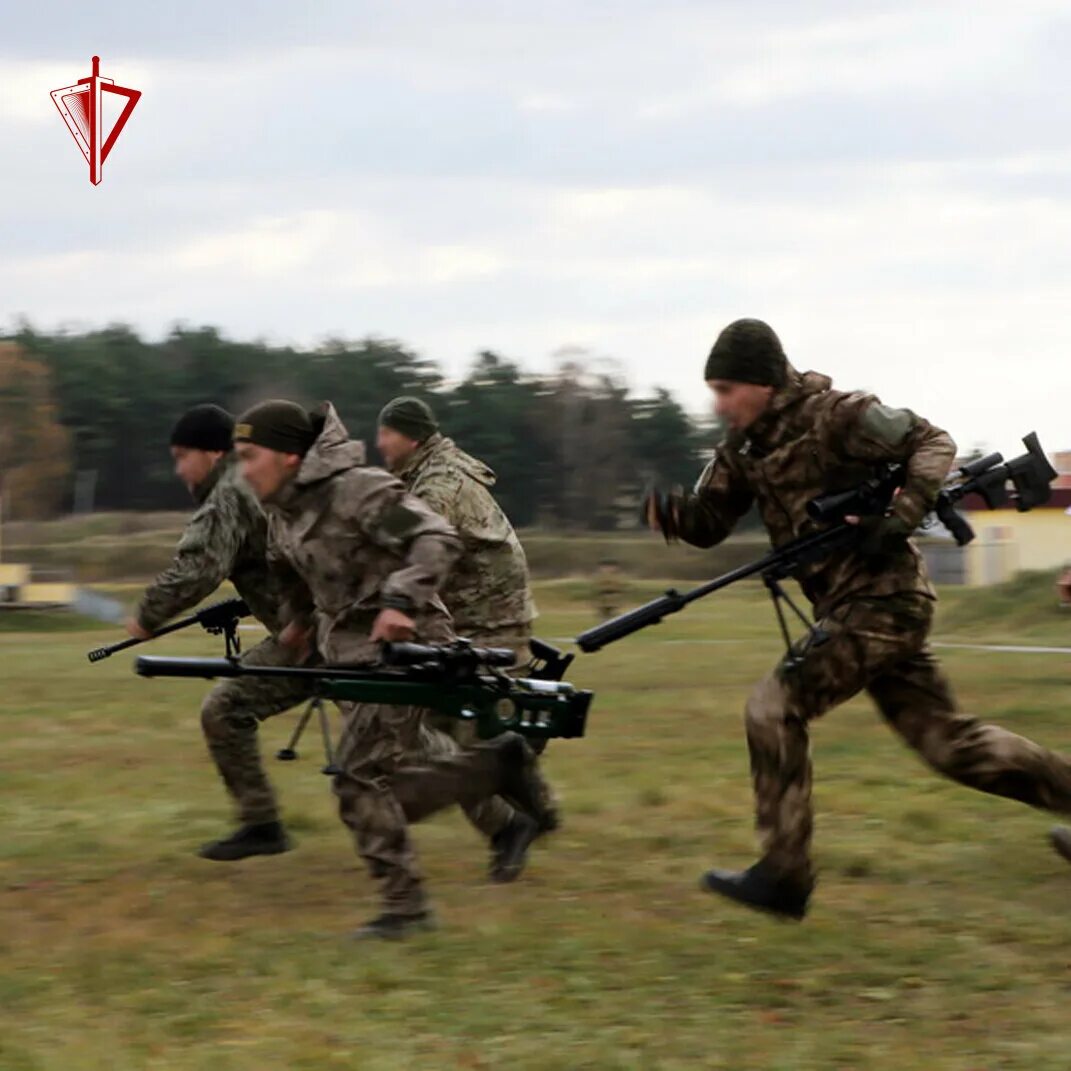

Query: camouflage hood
left=263, top=406, right=460, bottom=663
left=395, top=433, right=496, bottom=489
left=293, top=402, right=366, bottom=486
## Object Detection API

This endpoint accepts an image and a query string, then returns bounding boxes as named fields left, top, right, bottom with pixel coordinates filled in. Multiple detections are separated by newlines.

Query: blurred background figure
left=592, top=558, right=624, bottom=622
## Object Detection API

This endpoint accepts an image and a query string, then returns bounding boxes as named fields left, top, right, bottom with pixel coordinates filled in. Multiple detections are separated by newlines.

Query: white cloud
left=171, top=211, right=348, bottom=276
left=2, top=0, right=1070, bottom=458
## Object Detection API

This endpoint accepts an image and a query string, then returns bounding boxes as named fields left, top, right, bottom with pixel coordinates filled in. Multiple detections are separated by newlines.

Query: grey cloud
left=2, top=1, right=1069, bottom=455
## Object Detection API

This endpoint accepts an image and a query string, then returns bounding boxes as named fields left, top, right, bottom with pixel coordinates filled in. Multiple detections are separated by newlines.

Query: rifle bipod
left=87, top=596, right=249, bottom=664
left=220, top=617, right=242, bottom=659
left=762, top=573, right=829, bottom=671
left=276, top=697, right=341, bottom=776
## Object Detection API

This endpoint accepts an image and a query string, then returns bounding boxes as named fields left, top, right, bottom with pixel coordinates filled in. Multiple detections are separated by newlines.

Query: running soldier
left=376, top=396, right=555, bottom=880
left=128, top=404, right=311, bottom=861
left=233, top=399, right=553, bottom=939
left=647, top=318, right=1071, bottom=918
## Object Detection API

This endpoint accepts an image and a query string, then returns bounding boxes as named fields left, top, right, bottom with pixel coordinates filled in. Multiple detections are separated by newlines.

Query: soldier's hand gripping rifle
left=87, top=597, right=250, bottom=663
left=134, top=638, right=593, bottom=742
left=577, top=433, right=1057, bottom=655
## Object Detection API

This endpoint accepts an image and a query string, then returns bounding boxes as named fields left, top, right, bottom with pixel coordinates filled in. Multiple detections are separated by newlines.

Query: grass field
left=2, top=576, right=1070, bottom=1071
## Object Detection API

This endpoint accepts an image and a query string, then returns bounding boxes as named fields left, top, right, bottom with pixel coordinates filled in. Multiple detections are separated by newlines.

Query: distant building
left=0, top=562, right=77, bottom=608
left=1053, top=450, right=1071, bottom=490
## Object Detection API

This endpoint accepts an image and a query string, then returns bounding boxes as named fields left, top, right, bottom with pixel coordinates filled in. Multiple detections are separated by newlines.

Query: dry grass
left=2, top=578, right=1070, bottom=1070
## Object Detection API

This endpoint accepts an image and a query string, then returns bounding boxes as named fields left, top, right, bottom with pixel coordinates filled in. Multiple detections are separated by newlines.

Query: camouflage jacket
left=392, top=433, right=535, bottom=639
left=137, top=452, right=283, bottom=634
left=265, top=405, right=462, bottom=664
left=675, top=368, right=957, bottom=617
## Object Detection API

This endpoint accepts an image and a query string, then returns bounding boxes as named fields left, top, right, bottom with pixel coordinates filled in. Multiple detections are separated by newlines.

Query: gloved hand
left=855, top=513, right=915, bottom=558
left=642, top=487, right=683, bottom=543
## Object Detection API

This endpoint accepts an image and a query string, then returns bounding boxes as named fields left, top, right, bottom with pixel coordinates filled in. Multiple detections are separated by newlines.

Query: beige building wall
left=963, top=509, right=1070, bottom=585
left=0, top=563, right=31, bottom=588
left=20, top=582, right=78, bottom=605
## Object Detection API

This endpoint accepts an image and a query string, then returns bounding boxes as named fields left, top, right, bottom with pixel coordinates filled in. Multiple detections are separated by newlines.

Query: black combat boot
left=1050, top=826, right=1071, bottom=865
left=496, top=733, right=559, bottom=834
left=198, top=821, right=291, bottom=862
left=699, top=859, right=813, bottom=920
left=489, top=812, right=540, bottom=884
left=351, top=911, right=437, bottom=941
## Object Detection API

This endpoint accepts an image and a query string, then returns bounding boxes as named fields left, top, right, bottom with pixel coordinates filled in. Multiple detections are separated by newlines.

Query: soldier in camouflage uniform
left=647, top=319, right=1071, bottom=918
left=128, top=404, right=312, bottom=862
left=233, top=399, right=553, bottom=939
left=375, top=396, right=556, bottom=881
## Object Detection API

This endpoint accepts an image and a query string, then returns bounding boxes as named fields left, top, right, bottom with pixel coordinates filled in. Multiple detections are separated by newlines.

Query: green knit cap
left=378, top=396, right=438, bottom=443
left=704, top=319, right=788, bottom=387
left=234, top=400, right=318, bottom=456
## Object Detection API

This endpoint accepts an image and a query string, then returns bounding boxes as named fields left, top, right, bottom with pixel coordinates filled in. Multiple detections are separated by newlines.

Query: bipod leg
left=765, top=575, right=795, bottom=659
left=277, top=699, right=315, bottom=761
left=316, top=698, right=341, bottom=776
left=224, top=620, right=242, bottom=658
left=763, top=574, right=829, bottom=670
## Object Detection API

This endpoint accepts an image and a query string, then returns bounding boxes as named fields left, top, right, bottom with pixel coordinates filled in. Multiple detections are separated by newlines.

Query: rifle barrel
left=87, top=635, right=141, bottom=662
left=87, top=597, right=250, bottom=664
left=576, top=523, right=857, bottom=654
left=87, top=613, right=199, bottom=663
left=135, top=656, right=394, bottom=682
left=576, top=592, right=685, bottom=652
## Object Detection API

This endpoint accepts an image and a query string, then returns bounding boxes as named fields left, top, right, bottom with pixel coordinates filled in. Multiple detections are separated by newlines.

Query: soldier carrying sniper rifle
left=228, top=399, right=557, bottom=938
left=578, top=317, right=1071, bottom=920
left=98, top=404, right=316, bottom=863
left=376, top=395, right=560, bottom=876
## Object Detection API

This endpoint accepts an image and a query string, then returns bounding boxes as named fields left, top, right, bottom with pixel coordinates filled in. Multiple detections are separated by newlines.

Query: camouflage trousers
left=427, top=626, right=558, bottom=833
left=746, top=593, right=1071, bottom=880
left=332, top=701, right=512, bottom=915
left=425, top=712, right=516, bottom=836
left=201, top=637, right=314, bottom=826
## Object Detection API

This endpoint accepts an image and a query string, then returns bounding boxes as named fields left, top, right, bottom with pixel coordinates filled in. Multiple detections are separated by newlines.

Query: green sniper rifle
left=577, top=433, right=1058, bottom=656
left=87, top=596, right=250, bottom=663
left=135, top=638, right=593, bottom=742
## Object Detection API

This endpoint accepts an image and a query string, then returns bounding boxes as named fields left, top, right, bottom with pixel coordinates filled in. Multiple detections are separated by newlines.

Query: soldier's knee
left=200, top=691, right=227, bottom=738
left=201, top=689, right=256, bottom=741
left=898, top=711, right=992, bottom=783
left=745, top=676, right=789, bottom=737
left=335, top=773, right=397, bottom=835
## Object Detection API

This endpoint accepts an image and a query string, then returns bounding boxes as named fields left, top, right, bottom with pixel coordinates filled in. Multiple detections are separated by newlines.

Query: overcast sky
left=3, top=1, right=1069, bottom=455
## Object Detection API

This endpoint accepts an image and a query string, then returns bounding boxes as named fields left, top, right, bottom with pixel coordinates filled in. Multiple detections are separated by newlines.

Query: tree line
left=1, top=324, right=717, bottom=528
